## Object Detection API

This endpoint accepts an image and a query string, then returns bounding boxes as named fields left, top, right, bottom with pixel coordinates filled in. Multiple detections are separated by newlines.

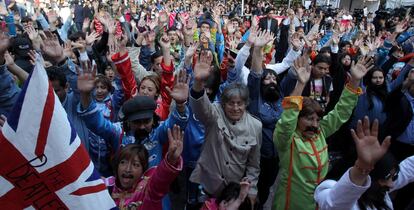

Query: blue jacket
left=350, top=93, right=387, bottom=129
left=140, top=45, right=156, bottom=71
left=183, top=106, right=205, bottom=168
left=58, top=59, right=112, bottom=177
left=0, top=64, right=21, bottom=116
left=94, top=77, right=124, bottom=122
left=78, top=101, right=189, bottom=168
left=247, top=71, right=283, bottom=158
left=182, top=64, right=206, bottom=168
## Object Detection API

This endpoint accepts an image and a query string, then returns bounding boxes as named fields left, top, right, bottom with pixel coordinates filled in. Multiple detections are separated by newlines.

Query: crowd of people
left=0, top=0, right=413, bottom=209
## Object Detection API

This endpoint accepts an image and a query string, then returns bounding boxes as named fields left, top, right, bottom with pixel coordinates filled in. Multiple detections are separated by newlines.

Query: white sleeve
left=265, top=48, right=301, bottom=75
left=315, top=168, right=371, bottom=210
left=391, top=155, right=414, bottom=192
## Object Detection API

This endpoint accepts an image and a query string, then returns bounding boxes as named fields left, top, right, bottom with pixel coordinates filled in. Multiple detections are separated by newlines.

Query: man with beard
left=350, top=69, right=389, bottom=129
left=78, top=64, right=190, bottom=168
left=315, top=117, right=414, bottom=210
left=247, top=27, right=284, bottom=208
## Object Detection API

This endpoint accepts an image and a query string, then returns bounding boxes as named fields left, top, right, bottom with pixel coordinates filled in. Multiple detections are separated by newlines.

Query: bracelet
left=354, top=160, right=373, bottom=175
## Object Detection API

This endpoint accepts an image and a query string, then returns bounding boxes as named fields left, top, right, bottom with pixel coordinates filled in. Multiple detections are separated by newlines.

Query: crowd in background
left=0, top=0, right=414, bottom=209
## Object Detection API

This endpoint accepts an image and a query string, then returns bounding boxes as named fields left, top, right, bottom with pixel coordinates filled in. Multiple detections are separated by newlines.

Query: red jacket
left=111, top=52, right=175, bottom=120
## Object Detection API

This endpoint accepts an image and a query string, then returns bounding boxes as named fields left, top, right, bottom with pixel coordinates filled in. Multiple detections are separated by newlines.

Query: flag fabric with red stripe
left=0, top=56, right=117, bottom=209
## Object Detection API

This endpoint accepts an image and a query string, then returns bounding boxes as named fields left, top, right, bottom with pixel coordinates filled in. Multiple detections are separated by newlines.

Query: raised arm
left=251, top=28, right=276, bottom=75
left=315, top=117, right=391, bottom=210
left=144, top=125, right=183, bottom=205
left=274, top=55, right=311, bottom=150
left=320, top=56, right=373, bottom=137
left=189, top=50, right=218, bottom=125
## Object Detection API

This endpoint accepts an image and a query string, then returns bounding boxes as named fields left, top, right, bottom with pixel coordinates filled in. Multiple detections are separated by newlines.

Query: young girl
left=104, top=125, right=184, bottom=209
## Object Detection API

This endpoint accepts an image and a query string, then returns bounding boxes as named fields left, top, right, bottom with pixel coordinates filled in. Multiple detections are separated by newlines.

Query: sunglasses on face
left=384, top=168, right=399, bottom=181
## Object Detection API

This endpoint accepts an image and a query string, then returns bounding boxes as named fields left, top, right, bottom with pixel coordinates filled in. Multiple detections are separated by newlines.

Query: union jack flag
left=0, top=56, right=117, bottom=209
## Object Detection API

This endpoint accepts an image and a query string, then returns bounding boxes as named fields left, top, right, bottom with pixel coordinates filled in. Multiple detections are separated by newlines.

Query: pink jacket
left=104, top=157, right=183, bottom=210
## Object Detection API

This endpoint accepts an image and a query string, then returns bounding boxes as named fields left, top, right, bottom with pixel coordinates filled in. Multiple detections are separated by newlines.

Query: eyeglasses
left=384, top=168, right=399, bottom=181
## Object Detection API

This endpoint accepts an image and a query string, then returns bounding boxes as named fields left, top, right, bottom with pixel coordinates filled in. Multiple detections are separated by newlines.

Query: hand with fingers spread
left=83, top=17, right=91, bottom=32
left=25, top=25, right=40, bottom=41
left=85, top=31, right=100, bottom=46
left=291, top=33, right=302, bottom=51
left=28, top=50, right=42, bottom=66
left=107, top=39, right=120, bottom=63
left=41, top=34, right=65, bottom=64
left=227, top=23, right=236, bottom=35
left=293, top=55, right=312, bottom=85
left=72, top=39, right=87, bottom=53
left=63, top=41, right=74, bottom=58
left=228, top=35, right=239, bottom=50
left=193, top=50, right=213, bottom=82
left=166, top=70, right=190, bottom=105
left=351, top=117, right=391, bottom=168
left=185, top=42, right=199, bottom=60
left=247, top=25, right=258, bottom=47
left=167, top=124, right=184, bottom=165
left=350, top=56, right=374, bottom=83
left=77, top=61, right=98, bottom=95
left=349, top=117, right=391, bottom=185
left=254, top=30, right=275, bottom=48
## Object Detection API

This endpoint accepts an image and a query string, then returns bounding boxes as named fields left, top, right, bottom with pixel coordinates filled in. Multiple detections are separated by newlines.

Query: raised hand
left=63, top=41, right=73, bottom=58
left=291, top=32, right=302, bottom=51
left=185, top=42, right=199, bottom=59
left=25, top=25, right=39, bottom=41
left=254, top=30, right=275, bottom=47
left=293, top=55, right=311, bottom=84
left=247, top=25, right=258, bottom=46
left=82, top=17, right=91, bottom=32
left=159, top=34, right=171, bottom=49
left=251, top=15, right=259, bottom=27
left=41, top=34, right=65, bottom=64
left=166, top=70, right=190, bottom=104
left=167, top=124, right=184, bottom=165
left=107, top=39, right=120, bottom=63
left=350, top=55, right=374, bottom=81
left=183, top=19, right=195, bottom=37
left=228, top=35, right=239, bottom=50
left=85, top=31, right=100, bottom=46
left=351, top=117, right=391, bottom=167
left=193, top=50, right=213, bottom=81
left=77, top=61, right=97, bottom=94
left=71, top=39, right=87, bottom=53
left=227, top=23, right=236, bottom=34
left=159, top=11, right=169, bottom=24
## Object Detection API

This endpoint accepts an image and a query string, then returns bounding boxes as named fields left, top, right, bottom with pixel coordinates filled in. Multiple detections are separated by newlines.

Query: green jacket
left=273, top=85, right=360, bottom=210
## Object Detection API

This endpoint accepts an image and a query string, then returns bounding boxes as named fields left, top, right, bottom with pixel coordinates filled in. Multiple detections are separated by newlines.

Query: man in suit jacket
left=259, top=7, right=278, bottom=37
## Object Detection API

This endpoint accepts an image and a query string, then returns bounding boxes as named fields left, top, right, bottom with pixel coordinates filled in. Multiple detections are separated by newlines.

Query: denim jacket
left=78, top=101, right=189, bottom=168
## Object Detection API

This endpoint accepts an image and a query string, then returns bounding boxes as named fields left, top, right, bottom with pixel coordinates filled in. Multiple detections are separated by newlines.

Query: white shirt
left=315, top=155, right=414, bottom=210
